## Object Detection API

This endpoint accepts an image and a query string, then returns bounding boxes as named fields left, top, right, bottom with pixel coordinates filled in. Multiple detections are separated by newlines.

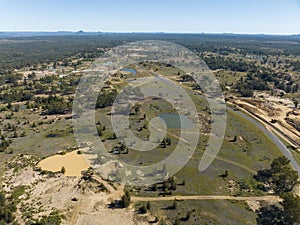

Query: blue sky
left=0, top=0, right=299, bottom=34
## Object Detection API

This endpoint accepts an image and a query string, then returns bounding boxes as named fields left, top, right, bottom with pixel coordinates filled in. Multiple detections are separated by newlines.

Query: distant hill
left=0, top=31, right=299, bottom=39
left=0, top=31, right=103, bottom=38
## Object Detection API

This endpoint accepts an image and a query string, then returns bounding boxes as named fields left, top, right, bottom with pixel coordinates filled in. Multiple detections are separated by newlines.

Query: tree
left=273, top=169, right=298, bottom=193
left=166, top=137, right=171, bottom=145
left=7, top=102, right=12, bottom=109
left=171, top=180, right=177, bottom=190
left=121, top=189, right=131, bottom=208
left=220, top=170, right=229, bottom=178
left=181, top=179, right=185, bottom=186
left=271, top=156, right=290, bottom=173
left=241, top=89, right=254, bottom=97
left=294, top=99, right=299, bottom=109
left=134, top=105, right=140, bottom=114
left=162, top=180, right=169, bottom=192
left=282, top=193, right=300, bottom=224
left=257, top=194, right=300, bottom=225
left=152, top=183, right=157, bottom=191
left=224, top=170, right=229, bottom=177
left=28, top=72, right=36, bottom=80
left=60, top=166, right=66, bottom=174
left=12, top=130, right=18, bottom=138
left=160, top=138, right=167, bottom=148
left=256, top=156, right=298, bottom=194
left=231, top=135, right=237, bottom=142
left=172, top=200, right=178, bottom=210
left=139, top=204, right=147, bottom=214
left=185, top=211, right=192, bottom=221
left=110, top=133, right=117, bottom=140
left=20, top=131, right=26, bottom=137
left=96, top=127, right=102, bottom=136
left=174, top=217, right=180, bottom=225
left=146, top=201, right=151, bottom=211
left=270, top=157, right=298, bottom=193
left=256, top=205, right=284, bottom=225
left=96, top=89, right=117, bottom=108
left=0, top=191, right=16, bottom=224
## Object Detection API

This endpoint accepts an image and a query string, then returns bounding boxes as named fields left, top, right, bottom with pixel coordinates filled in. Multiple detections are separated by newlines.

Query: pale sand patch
left=293, top=184, right=300, bottom=197
left=76, top=208, right=149, bottom=225
left=38, top=151, right=90, bottom=176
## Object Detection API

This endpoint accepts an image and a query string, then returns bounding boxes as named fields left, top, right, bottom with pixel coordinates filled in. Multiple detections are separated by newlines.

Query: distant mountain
left=0, top=31, right=103, bottom=38
left=0, top=31, right=299, bottom=39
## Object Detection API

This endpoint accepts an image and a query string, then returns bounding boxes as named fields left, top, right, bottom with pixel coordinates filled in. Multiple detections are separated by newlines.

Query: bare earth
left=3, top=155, right=149, bottom=225
left=229, top=96, right=300, bottom=147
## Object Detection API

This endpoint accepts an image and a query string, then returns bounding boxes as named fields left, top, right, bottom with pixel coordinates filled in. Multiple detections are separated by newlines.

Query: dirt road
left=92, top=175, right=124, bottom=200
left=70, top=199, right=89, bottom=225
left=131, top=195, right=281, bottom=203
left=228, top=106, right=300, bottom=176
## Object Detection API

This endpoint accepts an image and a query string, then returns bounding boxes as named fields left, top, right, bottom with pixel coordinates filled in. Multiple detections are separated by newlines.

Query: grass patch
left=146, top=199, right=256, bottom=225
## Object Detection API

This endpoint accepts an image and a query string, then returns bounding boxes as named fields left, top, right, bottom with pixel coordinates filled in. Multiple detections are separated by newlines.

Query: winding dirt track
left=214, top=156, right=257, bottom=174
left=69, top=199, right=89, bottom=225
left=70, top=175, right=125, bottom=225
left=92, top=175, right=125, bottom=199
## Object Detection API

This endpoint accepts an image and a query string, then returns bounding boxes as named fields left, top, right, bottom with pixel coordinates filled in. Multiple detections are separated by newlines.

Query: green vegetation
left=32, top=211, right=64, bottom=225
left=145, top=199, right=256, bottom=224
left=255, top=156, right=298, bottom=194
left=91, top=60, right=294, bottom=224
left=255, top=157, right=299, bottom=225
left=121, top=188, right=131, bottom=208
left=257, top=193, right=300, bottom=225
left=60, top=166, right=66, bottom=174
left=0, top=192, right=15, bottom=224
left=96, top=89, right=118, bottom=108
left=0, top=185, right=28, bottom=224
left=0, top=33, right=300, bottom=224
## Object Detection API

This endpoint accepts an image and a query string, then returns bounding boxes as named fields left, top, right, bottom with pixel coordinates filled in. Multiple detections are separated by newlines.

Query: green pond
left=158, top=113, right=194, bottom=129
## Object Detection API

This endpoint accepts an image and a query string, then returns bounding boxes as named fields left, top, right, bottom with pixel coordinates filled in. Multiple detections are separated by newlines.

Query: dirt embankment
left=229, top=96, right=300, bottom=147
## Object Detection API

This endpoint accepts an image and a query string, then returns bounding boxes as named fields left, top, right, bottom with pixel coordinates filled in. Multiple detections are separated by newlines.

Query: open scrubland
left=0, top=33, right=299, bottom=224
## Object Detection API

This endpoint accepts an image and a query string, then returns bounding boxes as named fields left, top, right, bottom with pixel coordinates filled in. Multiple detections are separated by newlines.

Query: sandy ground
left=230, top=96, right=300, bottom=147
left=75, top=202, right=149, bottom=225
left=17, top=70, right=57, bottom=79
left=38, top=151, right=90, bottom=176
left=3, top=155, right=151, bottom=225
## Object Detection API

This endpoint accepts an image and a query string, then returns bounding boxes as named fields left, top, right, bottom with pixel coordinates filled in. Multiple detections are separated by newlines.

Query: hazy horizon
left=0, top=31, right=299, bottom=36
left=0, top=0, right=299, bottom=35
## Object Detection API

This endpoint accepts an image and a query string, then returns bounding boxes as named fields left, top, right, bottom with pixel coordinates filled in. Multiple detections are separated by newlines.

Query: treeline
left=1, top=34, right=300, bottom=74
left=35, top=95, right=72, bottom=115
left=203, top=56, right=252, bottom=71
left=0, top=72, right=22, bottom=86
left=96, top=89, right=118, bottom=108
left=255, top=156, right=298, bottom=194
left=290, top=60, right=300, bottom=71
left=255, top=156, right=300, bottom=225
left=236, top=69, right=299, bottom=97
left=0, top=89, right=34, bottom=103
left=0, top=36, right=110, bottom=73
